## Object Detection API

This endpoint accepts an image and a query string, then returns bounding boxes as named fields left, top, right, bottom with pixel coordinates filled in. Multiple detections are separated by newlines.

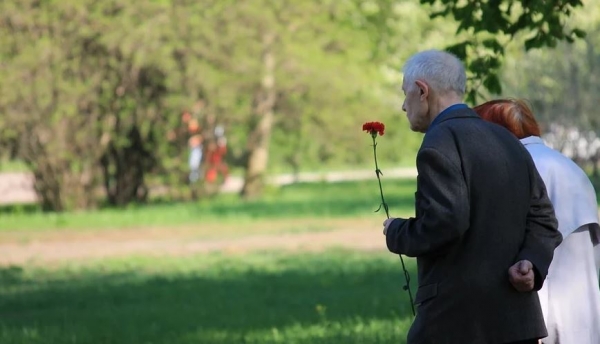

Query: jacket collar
left=431, top=106, right=479, bottom=126
left=520, top=136, right=545, bottom=146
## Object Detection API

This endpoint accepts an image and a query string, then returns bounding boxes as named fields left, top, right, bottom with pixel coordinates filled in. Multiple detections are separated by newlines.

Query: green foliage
left=0, top=0, right=425, bottom=210
left=421, top=0, right=585, bottom=102
left=500, top=0, right=600, bottom=130
left=0, top=0, right=177, bottom=210
left=0, top=250, right=416, bottom=343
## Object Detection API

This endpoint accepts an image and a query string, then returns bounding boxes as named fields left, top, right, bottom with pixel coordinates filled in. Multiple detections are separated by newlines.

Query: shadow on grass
left=0, top=252, right=417, bottom=344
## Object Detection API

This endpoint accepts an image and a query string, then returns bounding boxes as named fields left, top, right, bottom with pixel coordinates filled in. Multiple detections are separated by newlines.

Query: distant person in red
left=204, top=125, right=229, bottom=184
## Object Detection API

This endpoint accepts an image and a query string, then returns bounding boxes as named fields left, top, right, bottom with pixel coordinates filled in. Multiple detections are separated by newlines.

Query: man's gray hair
left=402, top=50, right=467, bottom=96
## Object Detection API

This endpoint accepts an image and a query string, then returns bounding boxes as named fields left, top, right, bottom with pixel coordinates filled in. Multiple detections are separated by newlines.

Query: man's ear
left=415, top=80, right=428, bottom=100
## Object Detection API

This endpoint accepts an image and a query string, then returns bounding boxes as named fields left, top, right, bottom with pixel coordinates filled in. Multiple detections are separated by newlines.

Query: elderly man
left=383, top=50, right=562, bottom=344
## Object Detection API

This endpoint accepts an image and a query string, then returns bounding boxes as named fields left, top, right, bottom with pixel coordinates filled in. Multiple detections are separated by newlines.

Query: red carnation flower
left=362, top=121, right=385, bottom=137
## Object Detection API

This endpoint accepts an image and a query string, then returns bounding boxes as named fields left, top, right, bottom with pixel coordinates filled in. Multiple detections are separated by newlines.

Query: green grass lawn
left=0, top=250, right=417, bottom=344
left=0, top=160, right=29, bottom=173
left=0, top=179, right=417, bottom=232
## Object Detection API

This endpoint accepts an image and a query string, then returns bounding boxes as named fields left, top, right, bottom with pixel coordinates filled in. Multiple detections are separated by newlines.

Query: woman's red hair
left=474, top=99, right=541, bottom=139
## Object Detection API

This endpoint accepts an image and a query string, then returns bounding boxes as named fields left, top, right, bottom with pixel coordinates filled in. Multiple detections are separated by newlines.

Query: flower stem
left=372, top=137, right=389, bottom=218
left=372, top=135, right=415, bottom=316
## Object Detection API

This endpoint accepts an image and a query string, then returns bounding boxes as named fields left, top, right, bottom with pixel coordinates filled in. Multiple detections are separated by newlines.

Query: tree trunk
left=20, top=131, right=65, bottom=211
left=241, top=33, right=276, bottom=199
left=101, top=126, right=152, bottom=206
left=32, top=167, right=63, bottom=212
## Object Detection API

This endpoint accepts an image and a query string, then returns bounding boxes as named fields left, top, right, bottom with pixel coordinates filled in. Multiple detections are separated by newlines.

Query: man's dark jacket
left=386, top=107, right=562, bottom=344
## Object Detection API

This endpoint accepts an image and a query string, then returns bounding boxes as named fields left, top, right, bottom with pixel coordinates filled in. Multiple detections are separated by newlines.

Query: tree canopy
left=0, top=0, right=592, bottom=210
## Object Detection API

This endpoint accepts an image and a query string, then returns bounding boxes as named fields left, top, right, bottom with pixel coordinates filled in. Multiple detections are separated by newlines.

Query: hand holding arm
left=508, top=260, right=535, bottom=292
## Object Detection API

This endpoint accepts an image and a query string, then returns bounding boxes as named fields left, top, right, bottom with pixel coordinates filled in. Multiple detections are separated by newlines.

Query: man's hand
left=383, top=218, right=397, bottom=235
left=508, top=260, right=535, bottom=292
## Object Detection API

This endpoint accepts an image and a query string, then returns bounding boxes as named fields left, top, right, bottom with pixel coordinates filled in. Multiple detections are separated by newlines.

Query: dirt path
left=0, top=218, right=388, bottom=266
left=0, top=168, right=415, bottom=266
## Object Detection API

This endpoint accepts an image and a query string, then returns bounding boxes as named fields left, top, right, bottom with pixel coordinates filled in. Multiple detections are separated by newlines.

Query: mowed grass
left=0, top=179, right=417, bottom=232
left=0, top=250, right=417, bottom=344
left=0, top=179, right=419, bottom=342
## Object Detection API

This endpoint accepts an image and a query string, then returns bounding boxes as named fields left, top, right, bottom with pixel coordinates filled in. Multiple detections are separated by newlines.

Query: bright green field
left=0, top=250, right=417, bottom=344
left=0, top=179, right=418, bottom=232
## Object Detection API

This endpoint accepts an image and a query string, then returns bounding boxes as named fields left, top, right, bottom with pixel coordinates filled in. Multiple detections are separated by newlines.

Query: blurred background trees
left=0, top=0, right=597, bottom=211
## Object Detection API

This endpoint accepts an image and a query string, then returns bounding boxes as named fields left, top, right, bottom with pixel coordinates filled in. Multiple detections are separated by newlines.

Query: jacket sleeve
left=516, top=158, right=562, bottom=290
left=386, top=147, right=470, bottom=257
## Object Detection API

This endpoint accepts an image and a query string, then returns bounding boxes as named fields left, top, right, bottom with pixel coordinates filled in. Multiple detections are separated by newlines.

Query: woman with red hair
left=475, top=99, right=600, bottom=344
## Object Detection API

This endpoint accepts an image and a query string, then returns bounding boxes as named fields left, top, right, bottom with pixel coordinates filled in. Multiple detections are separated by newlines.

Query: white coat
left=521, top=136, right=600, bottom=344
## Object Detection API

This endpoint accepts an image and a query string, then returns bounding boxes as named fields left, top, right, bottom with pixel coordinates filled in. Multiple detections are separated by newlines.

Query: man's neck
left=428, top=94, right=464, bottom=124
